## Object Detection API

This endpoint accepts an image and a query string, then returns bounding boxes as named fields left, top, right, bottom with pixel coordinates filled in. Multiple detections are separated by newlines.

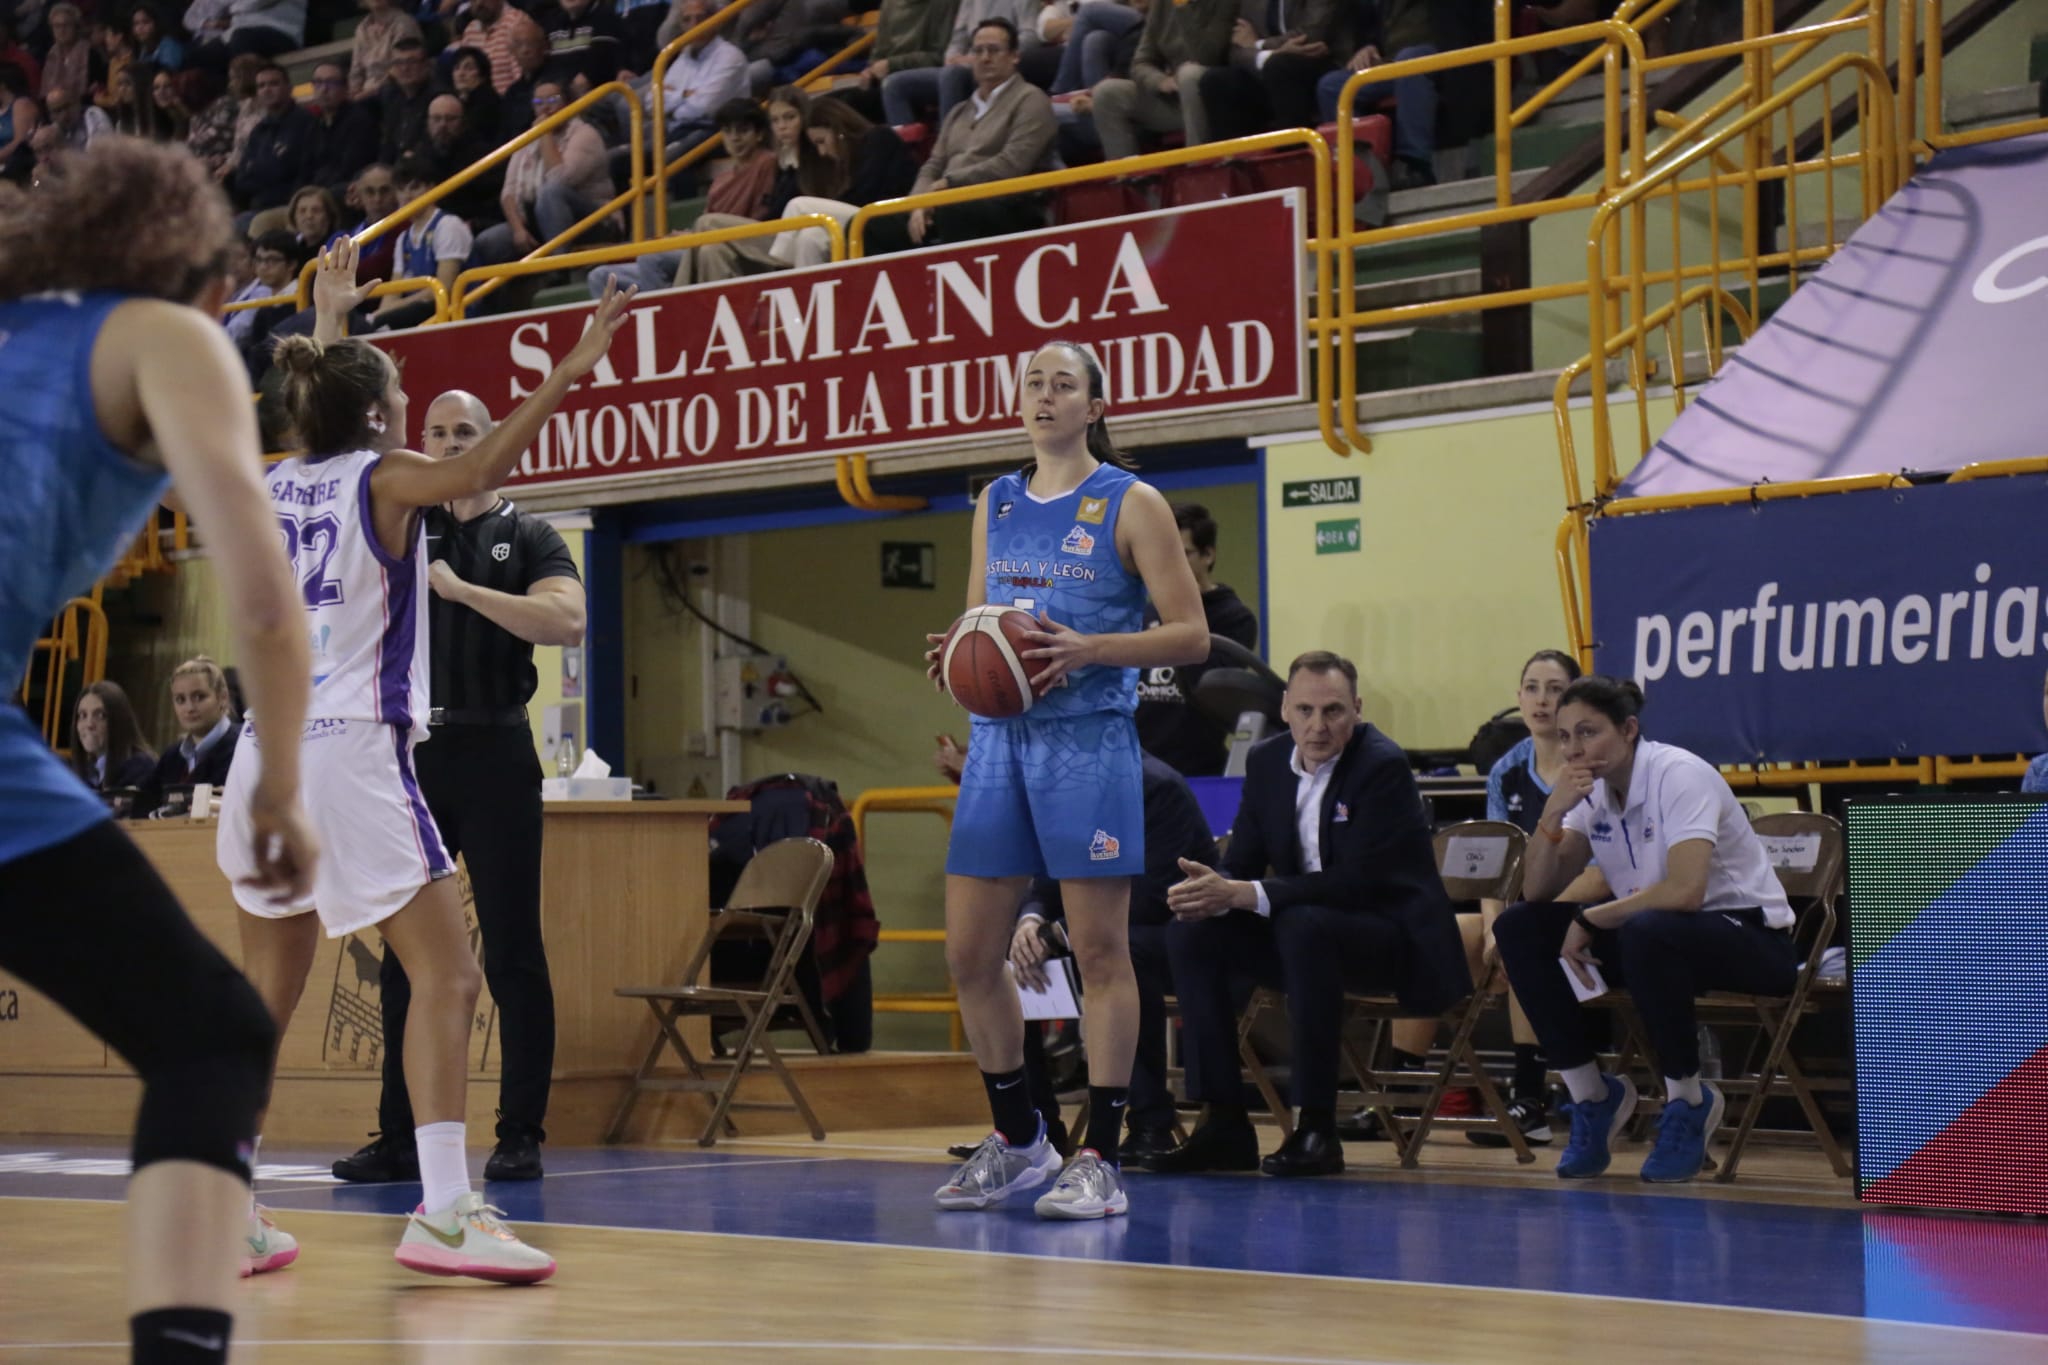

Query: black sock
left=980, top=1066, right=1039, bottom=1147
left=1513, top=1045, right=1548, bottom=1103
left=1297, top=1104, right=1335, bottom=1134
left=132, top=1308, right=232, bottom=1365
left=1392, top=1048, right=1428, bottom=1072
left=1084, top=1085, right=1128, bottom=1166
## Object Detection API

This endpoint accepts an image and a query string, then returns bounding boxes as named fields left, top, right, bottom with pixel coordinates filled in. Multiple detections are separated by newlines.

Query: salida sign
left=371, top=193, right=1305, bottom=495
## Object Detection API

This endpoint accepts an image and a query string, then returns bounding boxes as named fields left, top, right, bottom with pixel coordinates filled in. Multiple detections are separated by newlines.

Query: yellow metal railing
left=24, top=595, right=109, bottom=750
left=851, top=786, right=964, bottom=1045
left=1912, top=0, right=2048, bottom=153
left=646, top=0, right=769, bottom=239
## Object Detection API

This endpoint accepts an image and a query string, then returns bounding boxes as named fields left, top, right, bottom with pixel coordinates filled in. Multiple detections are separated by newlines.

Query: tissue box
left=541, top=777, right=634, bottom=801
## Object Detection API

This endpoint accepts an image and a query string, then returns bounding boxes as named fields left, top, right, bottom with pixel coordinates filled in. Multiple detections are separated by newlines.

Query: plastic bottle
left=556, top=735, right=578, bottom=778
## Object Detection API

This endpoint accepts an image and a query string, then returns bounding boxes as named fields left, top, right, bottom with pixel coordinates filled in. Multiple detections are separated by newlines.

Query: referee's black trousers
left=378, top=725, right=555, bottom=1143
left=1492, top=901, right=1798, bottom=1079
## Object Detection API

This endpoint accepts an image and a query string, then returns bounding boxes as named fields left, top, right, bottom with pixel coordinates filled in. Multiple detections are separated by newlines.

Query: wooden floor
left=6, top=1124, right=2045, bottom=1364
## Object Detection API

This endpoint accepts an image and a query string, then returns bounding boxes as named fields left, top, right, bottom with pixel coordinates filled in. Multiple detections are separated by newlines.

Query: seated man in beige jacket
left=864, top=16, right=1056, bottom=253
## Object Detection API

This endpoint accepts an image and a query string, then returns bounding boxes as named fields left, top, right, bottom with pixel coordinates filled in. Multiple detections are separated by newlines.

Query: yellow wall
left=619, top=478, right=1263, bottom=1048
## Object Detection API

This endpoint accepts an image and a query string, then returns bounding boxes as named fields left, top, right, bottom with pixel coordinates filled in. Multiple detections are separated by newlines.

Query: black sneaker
left=484, top=1131, right=544, bottom=1181
left=1466, top=1097, right=1554, bottom=1148
left=332, top=1132, right=419, bottom=1183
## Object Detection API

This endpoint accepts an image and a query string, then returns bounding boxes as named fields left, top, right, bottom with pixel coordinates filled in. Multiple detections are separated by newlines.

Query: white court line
left=1, top=1194, right=2041, bottom=1345
left=0, top=1339, right=1409, bottom=1361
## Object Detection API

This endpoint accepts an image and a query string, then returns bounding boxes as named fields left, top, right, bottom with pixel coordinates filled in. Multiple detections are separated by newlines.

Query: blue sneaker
left=1641, top=1082, right=1726, bottom=1184
left=1555, top=1074, right=1637, bottom=1179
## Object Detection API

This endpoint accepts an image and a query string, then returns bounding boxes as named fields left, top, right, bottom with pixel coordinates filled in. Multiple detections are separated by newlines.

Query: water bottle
left=556, top=735, right=578, bottom=779
left=1696, top=1024, right=1723, bottom=1081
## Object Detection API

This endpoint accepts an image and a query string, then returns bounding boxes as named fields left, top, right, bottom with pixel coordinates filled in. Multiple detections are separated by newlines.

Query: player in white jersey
left=217, top=240, right=633, bottom=1283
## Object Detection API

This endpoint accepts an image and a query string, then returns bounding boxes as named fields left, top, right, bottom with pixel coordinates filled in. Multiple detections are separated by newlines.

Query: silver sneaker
left=1034, top=1150, right=1130, bottom=1220
left=934, top=1130, right=1061, bottom=1210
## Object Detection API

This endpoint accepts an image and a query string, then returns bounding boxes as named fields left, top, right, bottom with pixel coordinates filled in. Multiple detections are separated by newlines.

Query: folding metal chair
left=606, top=837, right=835, bottom=1148
left=1698, top=812, right=1851, bottom=1181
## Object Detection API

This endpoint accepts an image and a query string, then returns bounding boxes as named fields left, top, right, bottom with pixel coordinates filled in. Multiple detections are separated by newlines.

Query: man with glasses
left=228, top=62, right=317, bottom=212
left=29, top=84, right=110, bottom=167
left=308, top=60, right=379, bottom=194
left=377, top=36, right=435, bottom=164
left=418, top=91, right=501, bottom=221
left=471, top=79, right=618, bottom=312
left=865, top=18, right=1055, bottom=253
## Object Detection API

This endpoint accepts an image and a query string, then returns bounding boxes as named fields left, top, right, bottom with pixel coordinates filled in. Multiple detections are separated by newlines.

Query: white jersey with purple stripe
left=267, top=449, right=429, bottom=735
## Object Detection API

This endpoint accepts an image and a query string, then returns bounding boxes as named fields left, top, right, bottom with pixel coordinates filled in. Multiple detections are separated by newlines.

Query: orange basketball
left=940, top=606, right=1040, bottom=719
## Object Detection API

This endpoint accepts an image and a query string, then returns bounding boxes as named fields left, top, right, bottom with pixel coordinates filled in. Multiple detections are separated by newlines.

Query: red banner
left=370, top=193, right=1305, bottom=495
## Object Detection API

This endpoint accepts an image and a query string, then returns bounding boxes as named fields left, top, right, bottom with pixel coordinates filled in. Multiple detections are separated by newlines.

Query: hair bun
left=274, top=335, right=324, bottom=376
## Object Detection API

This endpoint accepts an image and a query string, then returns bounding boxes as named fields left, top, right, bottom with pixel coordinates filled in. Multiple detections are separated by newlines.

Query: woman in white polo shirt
left=1492, top=675, right=1797, bottom=1184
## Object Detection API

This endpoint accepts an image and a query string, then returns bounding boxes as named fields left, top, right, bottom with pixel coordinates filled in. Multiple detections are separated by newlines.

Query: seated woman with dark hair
left=68, top=681, right=157, bottom=812
left=767, top=94, right=915, bottom=269
left=132, top=655, right=242, bottom=818
left=441, top=44, right=502, bottom=141
left=1492, top=675, right=1798, bottom=1186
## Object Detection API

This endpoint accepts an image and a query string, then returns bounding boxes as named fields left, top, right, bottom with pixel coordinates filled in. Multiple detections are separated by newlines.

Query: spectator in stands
left=1199, top=0, right=1353, bottom=144
left=498, top=22, right=554, bottom=139
left=416, top=91, right=502, bottom=220
left=350, top=0, right=423, bottom=102
left=132, top=656, right=243, bottom=819
left=0, top=62, right=38, bottom=181
left=865, top=18, right=1053, bottom=254
left=1493, top=676, right=1798, bottom=1184
left=220, top=234, right=270, bottom=345
left=307, top=59, right=380, bottom=190
left=686, top=85, right=810, bottom=280
left=1133, top=501, right=1260, bottom=778
left=378, top=36, right=435, bottom=164
left=39, top=5, right=93, bottom=107
left=443, top=44, right=505, bottom=141
left=457, top=0, right=546, bottom=95
left=770, top=94, right=915, bottom=267
left=150, top=67, right=193, bottom=139
left=587, top=95, right=780, bottom=295
left=533, top=0, right=628, bottom=97
left=227, top=60, right=315, bottom=211
left=1048, top=0, right=1142, bottom=96
left=101, top=63, right=148, bottom=133
left=881, top=0, right=1039, bottom=127
left=1087, top=0, right=1233, bottom=160
left=723, top=0, right=852, bottom=95
left=1313, top=0, right=1482, bottom=190
left=341, top=161, right=401, bottom=281
left=470, top=78, right=618, bottom=306
left=184, top=0, right=307, bottom=70
left=92, top=17, right=136, bottom=112
left=130, top=4, right=187, bottom=73
left=614, top=0, right=670, bottom=73
left=851, top=0, right=962, bottom=120
left=0, top=18, right=43, bottom=98
left=231, top=227, right=309, bottom=375
left=2023, top=667, right=2048, bottom=793
left=359, top=152, right=474, bottom=330
left=32, top=82, right=112, bottom=164
left=1154, top=650, right=1471, bottom=1177
left=653, top=0, right=747, bottom=175
left=287, top=183, right=345, bottom=250
left=67, top=681, right=156, bottom=811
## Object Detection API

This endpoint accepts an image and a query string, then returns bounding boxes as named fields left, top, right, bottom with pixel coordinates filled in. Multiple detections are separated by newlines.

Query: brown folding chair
left=606, top=837, right=835, bottom=1148
left=1698, top=812, right=1851, bottom=1181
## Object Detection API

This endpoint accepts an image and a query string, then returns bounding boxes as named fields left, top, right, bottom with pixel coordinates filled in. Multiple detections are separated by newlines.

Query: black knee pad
left=131, top=971, right=278, bottom=1183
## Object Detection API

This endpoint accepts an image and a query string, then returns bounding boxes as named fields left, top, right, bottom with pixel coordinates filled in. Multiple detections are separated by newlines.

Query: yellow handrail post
left=647, top=0, right=773, bottom=239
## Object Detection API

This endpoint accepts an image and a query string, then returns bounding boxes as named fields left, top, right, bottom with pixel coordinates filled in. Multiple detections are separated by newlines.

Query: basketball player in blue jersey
left=0, top=138, right=320, bottom=1365
left=211, top=240, right=632, bottom=1283
left=926, top=342, right=1209, bottom=1219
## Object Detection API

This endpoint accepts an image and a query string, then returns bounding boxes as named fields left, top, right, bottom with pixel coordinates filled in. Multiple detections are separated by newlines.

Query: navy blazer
left=131, top=724, right=242, bottom=819
left=1220, top=725, right=1470, bottom=1015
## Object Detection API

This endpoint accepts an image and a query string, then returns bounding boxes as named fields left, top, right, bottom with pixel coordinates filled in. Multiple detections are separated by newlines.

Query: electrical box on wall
left=714, top=652, right=799, bottom=732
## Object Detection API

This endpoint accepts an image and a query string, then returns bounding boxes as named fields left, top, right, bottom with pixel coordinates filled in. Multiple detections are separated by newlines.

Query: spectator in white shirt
left=1496, top=675, right=1799, bottom=1185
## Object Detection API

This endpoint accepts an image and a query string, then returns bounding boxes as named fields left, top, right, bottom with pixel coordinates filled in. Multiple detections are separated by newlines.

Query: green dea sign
left=1281, top=477, right=1360, bottom=509
left=1313, top=518, right=1361, bottom=555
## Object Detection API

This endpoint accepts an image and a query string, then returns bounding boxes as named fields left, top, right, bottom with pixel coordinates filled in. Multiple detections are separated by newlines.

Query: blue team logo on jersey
left=1590, top=818, right=1614, bottom=840
left=1640, top=820, right=1654, bottom=842
left=1089, top=829, right=1121, bottom=862
left=1061, top=526, right=1096, bottom=557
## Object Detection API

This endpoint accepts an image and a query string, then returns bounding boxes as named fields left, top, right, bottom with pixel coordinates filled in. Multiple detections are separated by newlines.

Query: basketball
left=940, top=605, right=1040, bottom=719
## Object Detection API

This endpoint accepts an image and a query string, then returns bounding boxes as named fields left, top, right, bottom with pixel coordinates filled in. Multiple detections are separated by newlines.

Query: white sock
left=1666, top=1075, right=1704, bottom=1107
left=415, top=1122, right=470, bottom=1214
left=248, top=1136, right=262, bottom=1215
left=1560, top=1063, right=1607, bottom=1105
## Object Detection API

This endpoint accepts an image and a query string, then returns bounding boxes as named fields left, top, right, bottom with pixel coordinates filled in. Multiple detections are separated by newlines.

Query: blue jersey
left=980, top=463, right=1146, bottom=720
left=0, top=292, right=172, bottom=864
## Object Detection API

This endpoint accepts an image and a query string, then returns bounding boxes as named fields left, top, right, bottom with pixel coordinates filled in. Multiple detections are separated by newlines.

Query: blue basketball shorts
left=946, top=711, right=1145, bottom=881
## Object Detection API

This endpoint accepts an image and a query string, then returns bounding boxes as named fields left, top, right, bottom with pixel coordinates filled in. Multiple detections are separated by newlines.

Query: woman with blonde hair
left=133, top=653, right=241, bottom=817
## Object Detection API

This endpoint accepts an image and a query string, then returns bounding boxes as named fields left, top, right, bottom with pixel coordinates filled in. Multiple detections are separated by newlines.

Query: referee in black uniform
left=332, top=390, right=586, bottom=1185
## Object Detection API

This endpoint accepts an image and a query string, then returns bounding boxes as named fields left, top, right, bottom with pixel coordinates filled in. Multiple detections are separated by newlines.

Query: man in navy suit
left=1154, top=650, right=1469, bottom=1177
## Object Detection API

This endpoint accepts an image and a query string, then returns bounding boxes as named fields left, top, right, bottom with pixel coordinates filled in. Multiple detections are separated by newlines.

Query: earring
left=367, top=409, right=387, bottom=434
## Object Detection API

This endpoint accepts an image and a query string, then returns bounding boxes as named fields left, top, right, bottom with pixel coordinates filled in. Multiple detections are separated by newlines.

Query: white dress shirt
left=1252, top=746, right=1334, bottom=917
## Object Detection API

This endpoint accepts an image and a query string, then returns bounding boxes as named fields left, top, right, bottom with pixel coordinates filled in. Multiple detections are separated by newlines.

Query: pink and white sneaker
left=241, top=1206, right=299, bottom=1277
left=394, top=1192, right=555, bottom=1284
